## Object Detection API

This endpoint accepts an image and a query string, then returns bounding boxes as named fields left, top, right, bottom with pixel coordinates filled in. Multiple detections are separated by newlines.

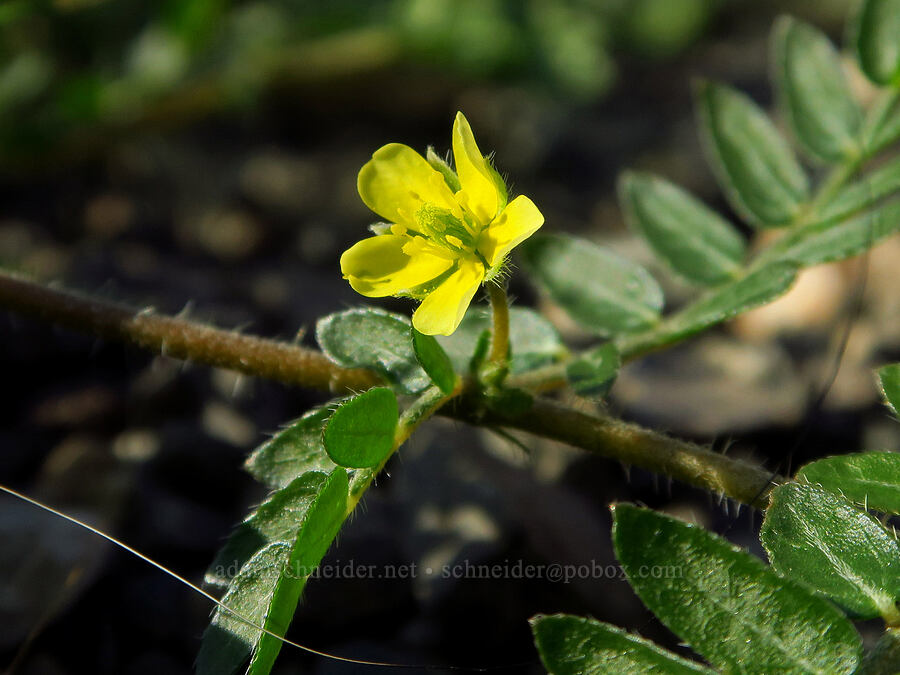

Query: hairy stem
left=0, top=270, right=380, bottom=392
left=0, top=269, right=779, bottom=507
left=486, top=282, right=510, bottom=369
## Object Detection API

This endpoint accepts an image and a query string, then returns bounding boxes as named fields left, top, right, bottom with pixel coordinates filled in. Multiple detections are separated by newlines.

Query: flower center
left=414, top=203, right=478, bottom=253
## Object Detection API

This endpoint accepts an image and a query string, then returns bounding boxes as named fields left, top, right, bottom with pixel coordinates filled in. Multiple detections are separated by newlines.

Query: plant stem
left=0, top=269, right=380, bottom=393
left=0, top=269, right=780, bottom=507
left=486, top=281, right=510, bottom=368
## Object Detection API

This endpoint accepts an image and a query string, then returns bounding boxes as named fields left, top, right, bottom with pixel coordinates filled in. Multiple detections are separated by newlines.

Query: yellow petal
left=358, top=143, right=459, bottom=228
left=412, top=259, right=484, bottom=336
left=452, top=112, right=500, bottom=225
left=478, top=195, right=544, bottom=267
left=340, top=234, right=454, bottom=297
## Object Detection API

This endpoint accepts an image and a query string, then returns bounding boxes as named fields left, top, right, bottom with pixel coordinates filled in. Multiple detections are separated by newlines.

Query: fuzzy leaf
left=520, top=234, right=663, bottom=335
left=863, top=92, right=900, bottom=156
left=197, top=469, right=349, bottom=675
left=879, top=363, right=900, bottom=417
left=244, top=405, right=339, bottom=489
left=316, top=308, right=428, bottom=394
left=566, top=343, right=620, bottom=397
left=412, top=328, right=456, bottom=395
left=618, top=171, right=745, bottom=285
left=612, top=504, right=862, bottom=674
left=773, top=16, right=862, bottom=162
left=531, top=614, right=712, bottom=675
left=853, top=0, right=900, bottom=86
left=818, top=155, right=900, bottom=222
left=797, top=452, right=900, bottom=514
left=761, top=482, right=900, bottom=619
left=206, top=471, right=340, bottom=588
left=323, top=387, right=398, bottom=468
left=695, top=80, right=809, bottom=227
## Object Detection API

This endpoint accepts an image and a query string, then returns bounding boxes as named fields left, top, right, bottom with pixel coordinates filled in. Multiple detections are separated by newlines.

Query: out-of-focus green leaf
left=762, top=199, right=900, bottom=267
left=197, top=470, right=349, bottom=675
left=520, top=234, right=663, bottom=336
left=412, top=328, right=456, bottom=395
left=531, top=614, right=713, bottom=675
left=761, top=482, right=900, bottom=619
left=566, top=343, right=620, bottom=397
left=798, top=452, right=900, bottom=514
left=618, top=171, right=744, bottom=285
left=879, top=363, right=900, bottom=417
left=863, top=92, right=900, bottom=156
left=438, top=306, right=566, bottom=374
left=244, top=405, right=339, bottom=490
left=695, top=80, right=809, bottom=227
left=772, top=16, right=862, bottom=162
left=617, top=262, right=797, bottom=357
left=612, top=504, right=862, bottom=674
left=818, top=155, right=900, bottom=221
left=856, top=628, right=900, bottom=675
left=852, top=0, right=900, bottom=86
left=317, top=308, right=428, bottom=394
left=323, top=388, right=398, bottom=469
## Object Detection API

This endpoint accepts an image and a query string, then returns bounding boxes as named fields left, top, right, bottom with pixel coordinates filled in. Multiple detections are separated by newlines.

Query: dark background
left=1, top=1, right=898, bottom=673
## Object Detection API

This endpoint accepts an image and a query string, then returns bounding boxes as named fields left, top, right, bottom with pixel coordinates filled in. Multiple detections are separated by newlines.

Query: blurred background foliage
left=0, top=0, right=733, bottom=163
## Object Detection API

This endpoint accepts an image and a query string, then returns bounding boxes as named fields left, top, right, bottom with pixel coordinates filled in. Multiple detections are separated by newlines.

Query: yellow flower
left=340, top=112, right=544, bottom=336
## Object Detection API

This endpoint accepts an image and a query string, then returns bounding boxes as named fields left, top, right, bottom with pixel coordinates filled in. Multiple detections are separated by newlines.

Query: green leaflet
left=520, top=233, right=663, bottom=336
left=879, top=363, right=900, bottom=417
left=612, top=504, right=862, bottom=674
left=863, top=91, right=900, bottom=157
left=437, top=306, right=566, bottom=374
left=323, top=387, right=398, bottom=469
left=761, top=482, right=900, bottom=620
left=695, top=80, right=809, bottom=227
left=566, top=342, right=620, bottom=397
left=618, top=171, right=745, bottom=285
left=852, top=0, right=900, bottom=86
left=798, top=452, right=900, bottom=514
left=772, top=16, right=862, bottom=162
left=616, top=262, right=797, bottom=358
left=412, top=328, right=457, bottom=395
left=244, top=404, right=339, bottom=490
left=205, top=471, right=342, bottom=588
left=817, top=155, right=900, bottom=222
left=316, top=307, right=429, bottom=394
left=531, top=614, right=713, bottom=675
left=197, top=469, right=349, bottom=675
left=760, top=198, right=900, bottom=268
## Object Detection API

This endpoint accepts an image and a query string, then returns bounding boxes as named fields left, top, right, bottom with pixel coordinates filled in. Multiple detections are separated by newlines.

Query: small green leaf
left=761, top=482, right=900, bottom=620
left=818, top=155, right=900, bottom=222
left=316, top=308, right=428, bottom=394
left=863, top=92, right=900, bottom=156
left=206, top=471, right=338, bottom=588
left=762, top=199, right=900, bottom=267
left=197, top=470, right=349, bottom=675
left=566, top=343, right=620, bottom=397
left=244, top=405, right=339, bottom=489
left=323, top=387, right=398, bottom=468
left=618, top=171, right=745, bottom=285
left=438, top=306, right=566, bottom=374
left=879, top=363, right=900, bottom=417
left=617, top=262, right=797, bottom=356
left=853, top=0, right=900, bottom=86
left=530, top=614, right=713, bottom=675
left=612, top=504, right=862, bottom=674
left=412, top=328, right=456, bottom=395
left=520, top=234, right=663, bottom=336
left=798, top=452, right=900, bottom=514
left=772, top=16, right=862, bottom=162
left=695, top=80, right=809, bottom=227
left=856, top=628, right=900, bottom=675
